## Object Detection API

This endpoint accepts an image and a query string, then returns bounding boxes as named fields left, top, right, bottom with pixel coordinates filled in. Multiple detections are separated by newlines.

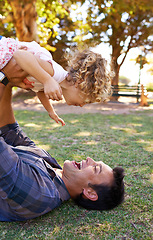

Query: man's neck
left=54, top=168, right=74, bottom=198
left=54, top=168, right=63, bottom=178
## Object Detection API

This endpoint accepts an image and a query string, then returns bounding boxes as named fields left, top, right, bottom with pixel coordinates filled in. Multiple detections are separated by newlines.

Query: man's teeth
left=75, top=162, right=82, bottom=169
left=80, top=161, right=82, bottom=169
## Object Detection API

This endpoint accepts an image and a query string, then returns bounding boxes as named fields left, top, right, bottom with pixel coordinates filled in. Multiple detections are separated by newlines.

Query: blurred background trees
left=0, top=0, right=153, bottom=87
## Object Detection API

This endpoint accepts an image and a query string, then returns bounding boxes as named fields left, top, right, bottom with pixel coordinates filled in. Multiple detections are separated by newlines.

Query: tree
left=0, top=0, right=38, bottom=41
left=0, top=0, right=78, bottom=65
left=0, top=0, right=71, bottom=45
left=1, top=0, right=153, bottom=83
left=71, top=0, right=153, bottom=88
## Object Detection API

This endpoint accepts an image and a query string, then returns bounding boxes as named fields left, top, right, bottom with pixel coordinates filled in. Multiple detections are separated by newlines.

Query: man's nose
left=86, top=157, right=95, bottom=165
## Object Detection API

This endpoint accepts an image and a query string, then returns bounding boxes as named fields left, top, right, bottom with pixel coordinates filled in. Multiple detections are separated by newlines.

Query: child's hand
left=49, top=111, right=65, bottom=126
left=44, top=79, right=63, bottom=101
left=8, top=80, right=33, bottom=90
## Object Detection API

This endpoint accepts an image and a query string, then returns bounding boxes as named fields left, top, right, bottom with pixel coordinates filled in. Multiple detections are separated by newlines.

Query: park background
left=0, top=0, right=153, bottom=239
left=1, top=0, right=153, bottom=89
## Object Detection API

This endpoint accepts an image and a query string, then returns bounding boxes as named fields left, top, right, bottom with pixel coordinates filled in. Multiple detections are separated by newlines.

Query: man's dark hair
left=74, top=167, right=125, bottom=210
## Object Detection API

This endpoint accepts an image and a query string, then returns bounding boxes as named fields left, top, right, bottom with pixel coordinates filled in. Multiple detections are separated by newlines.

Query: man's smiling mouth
left=73, top=161, right=82, bottom=169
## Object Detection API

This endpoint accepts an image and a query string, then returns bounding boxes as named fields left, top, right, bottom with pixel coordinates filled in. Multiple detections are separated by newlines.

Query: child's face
left=63, top=85, right=87, bottom=107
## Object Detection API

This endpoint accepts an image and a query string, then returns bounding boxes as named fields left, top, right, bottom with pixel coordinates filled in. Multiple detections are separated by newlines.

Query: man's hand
left=8, top=81, right=33, bottom=90
left=2, top=57, right=27, bottom=83
left=1, top=57, right=33, bottom=89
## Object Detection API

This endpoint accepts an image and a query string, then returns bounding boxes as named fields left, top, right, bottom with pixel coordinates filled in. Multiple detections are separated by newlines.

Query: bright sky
left=93, top=43, right=153, bottom=85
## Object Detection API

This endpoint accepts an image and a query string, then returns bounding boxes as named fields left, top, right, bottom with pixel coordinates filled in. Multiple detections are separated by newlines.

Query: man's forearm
left=0, top=83, right=15, bottom=127
left=2, top=57, right=27, bottom=83
left=0, top=71, right=9, bottom=86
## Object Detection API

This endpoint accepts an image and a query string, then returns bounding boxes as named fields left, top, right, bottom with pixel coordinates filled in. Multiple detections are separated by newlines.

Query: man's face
left=62, top=157, right=114, bottom=198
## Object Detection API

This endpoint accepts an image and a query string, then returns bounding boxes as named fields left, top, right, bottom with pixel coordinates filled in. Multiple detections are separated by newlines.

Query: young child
left=0, top=36, right=112, bottom=125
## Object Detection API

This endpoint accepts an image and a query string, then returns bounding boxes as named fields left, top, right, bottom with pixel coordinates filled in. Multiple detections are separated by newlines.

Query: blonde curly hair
left=65, top=49, right=113, bottom=103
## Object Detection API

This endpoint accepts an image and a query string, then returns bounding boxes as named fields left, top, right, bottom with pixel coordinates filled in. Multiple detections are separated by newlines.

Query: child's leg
left=0, top=84, right=15, bottom=128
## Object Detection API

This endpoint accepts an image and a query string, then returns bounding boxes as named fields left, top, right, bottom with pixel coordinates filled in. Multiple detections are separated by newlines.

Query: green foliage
left=78, top=0, right=153, bottom=49
left=146, top=55, right=153, bottom=76
left=1, top=0, right=153, bottom=81
left=36, top=0, right=69, bottom=46
left=146, top=82, right=153, bottom=92
left=0, top=0, right=15, bottom=37
left=0, top=110, right=152, bottom=239
left=136, top=55, right=148, bottom=69
left=71, top=0, right=153, bottom=85
left=119, top=75, right=131, bottom=85
left=0, top=0, right=79, bottom=65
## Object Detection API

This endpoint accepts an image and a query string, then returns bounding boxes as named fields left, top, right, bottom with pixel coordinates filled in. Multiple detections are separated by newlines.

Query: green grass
left=0, top=110, right=153, bottom=240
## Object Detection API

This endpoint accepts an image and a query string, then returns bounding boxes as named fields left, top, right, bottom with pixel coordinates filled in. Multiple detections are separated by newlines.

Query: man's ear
left=83, top=188, right=98, bottom=201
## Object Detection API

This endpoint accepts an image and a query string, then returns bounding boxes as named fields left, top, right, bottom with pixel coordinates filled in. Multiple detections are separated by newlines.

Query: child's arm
left=37, top=91, right=65, bottom=126
left=13, top=49, right=62, bottom=101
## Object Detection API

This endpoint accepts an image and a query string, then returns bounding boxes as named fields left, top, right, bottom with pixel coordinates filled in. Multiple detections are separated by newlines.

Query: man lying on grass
left=0, top=63, right=125, bottom=222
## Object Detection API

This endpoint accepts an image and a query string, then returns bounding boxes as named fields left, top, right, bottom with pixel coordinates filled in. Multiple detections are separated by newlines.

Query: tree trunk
left=8, top=0, right=39, bottom=42
left=111, top=56, right=120, bottom=101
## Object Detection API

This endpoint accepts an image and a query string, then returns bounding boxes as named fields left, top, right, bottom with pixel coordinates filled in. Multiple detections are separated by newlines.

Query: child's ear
left=75, top=79, right=82, bottom=88
left=74, top=82, right=79, bottom=88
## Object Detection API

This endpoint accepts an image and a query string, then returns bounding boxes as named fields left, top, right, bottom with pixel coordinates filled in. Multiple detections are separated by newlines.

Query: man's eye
left=94, top=165, right=102, bottom=174
left=94, top=165, right=97, bottom=172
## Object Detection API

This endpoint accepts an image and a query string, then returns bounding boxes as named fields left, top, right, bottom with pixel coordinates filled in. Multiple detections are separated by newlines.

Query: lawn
left=0, top=110, right=152, bottom=240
